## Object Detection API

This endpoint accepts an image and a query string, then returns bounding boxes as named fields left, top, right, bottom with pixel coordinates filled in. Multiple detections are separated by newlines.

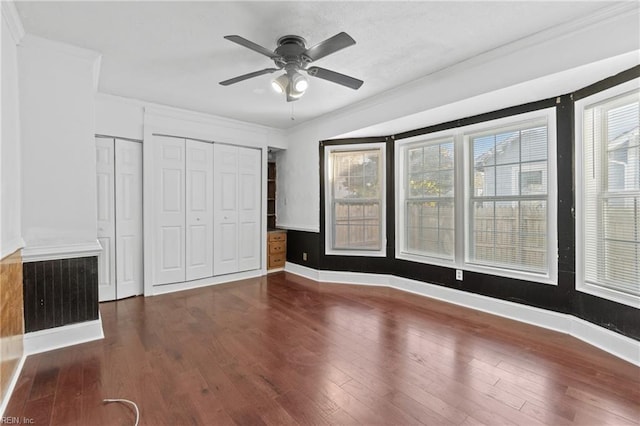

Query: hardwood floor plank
left=4, top=274, right=638, bottom=425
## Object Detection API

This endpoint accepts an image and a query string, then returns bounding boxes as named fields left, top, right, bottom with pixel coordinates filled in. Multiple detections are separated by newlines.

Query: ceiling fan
left=219, top=32, right=363, bottom=102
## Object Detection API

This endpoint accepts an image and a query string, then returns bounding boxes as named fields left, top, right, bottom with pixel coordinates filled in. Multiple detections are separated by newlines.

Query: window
left=468, top=120, right=549, bottom=274
left=325, top=143, right=386, bottom=256
left=396, top=108, right=557, bottom=283
left=576, top=81, right=639, bottom=307
left=397, top=136, right=455, bottom=262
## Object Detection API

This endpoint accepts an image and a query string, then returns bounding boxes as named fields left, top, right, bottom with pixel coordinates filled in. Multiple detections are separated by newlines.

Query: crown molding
left=144, top=103, right=279, bottom=136
left=1, top=1, right=25, bottom=44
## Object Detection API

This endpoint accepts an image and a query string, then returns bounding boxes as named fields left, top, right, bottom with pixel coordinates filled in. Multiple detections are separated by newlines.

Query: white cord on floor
left=103, top=398, right=140, bottom=426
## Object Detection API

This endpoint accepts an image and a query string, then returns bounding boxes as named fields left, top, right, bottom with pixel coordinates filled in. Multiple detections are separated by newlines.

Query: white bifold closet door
left=213, top=144, right=261, bottom=275
left=153, top=135, right=213, bottom=285
left=185, top=140, right=214, bottom=280
left=96, top=137, right=143, bottom=302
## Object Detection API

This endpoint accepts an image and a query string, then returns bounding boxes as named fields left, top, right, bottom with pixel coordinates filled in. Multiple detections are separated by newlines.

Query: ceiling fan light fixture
left=292, top=73, right=308, bottom=92
left=286, top=71, right=307, bottom=100
left=271, top=74, right=288, bottom=94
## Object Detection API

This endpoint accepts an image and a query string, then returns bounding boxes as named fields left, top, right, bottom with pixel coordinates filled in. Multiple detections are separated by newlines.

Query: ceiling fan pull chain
left=290, top=103, right=295, bottom=121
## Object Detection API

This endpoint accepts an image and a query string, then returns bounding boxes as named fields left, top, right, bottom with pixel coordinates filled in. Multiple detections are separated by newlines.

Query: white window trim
left=395, top=108, right=558, bottom=285
left=575, top=78, right=640, bottom=309
left=463, top=108, right=558, bottom=285
left=325, top=142, right=387, bottom=257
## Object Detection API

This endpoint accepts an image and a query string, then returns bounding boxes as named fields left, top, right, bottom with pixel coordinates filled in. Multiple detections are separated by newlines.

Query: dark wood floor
left=5, top=272, right=640, bottom=425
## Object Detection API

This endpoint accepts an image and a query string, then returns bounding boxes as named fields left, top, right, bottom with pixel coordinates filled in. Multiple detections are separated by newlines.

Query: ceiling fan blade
left=224, top=35, right=280, bottom=59
left=219, top=68, right=278, bottom=86
left=306, top=66, right=363, bottom=90
left=303, top=32, right=356, bottom=62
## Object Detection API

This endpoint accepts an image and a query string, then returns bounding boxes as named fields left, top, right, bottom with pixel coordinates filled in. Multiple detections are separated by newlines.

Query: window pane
left=583, top=89, right=640, bottom=297
left=406, top=200, right=454, bottom=259
left=333, top=201, right=381, bottom=250
left=495, top=131, right=520, bottom=165
left=469, top=120, right=549, bottom=274
left=329, top=147, right=384, bottom=253
left=473, top=135, right=495, bottom=166
left=472, top=201, right=495, bottom=262
left=520, top=200, right=548, bottom=270
left=496, top=164, right=517, bottom=196
left=475, top=166, right=494, bottom=196
left=408, top=147, right=423, bottom=173
left=521, top=127, right=547, bottom=162
left=401, top=139, right=455, bottom=259
left=333, top=150, right=380, bottom=199
left=521, top=162, right=547, bottom=195
left=471, top=200, right=546, bottom=272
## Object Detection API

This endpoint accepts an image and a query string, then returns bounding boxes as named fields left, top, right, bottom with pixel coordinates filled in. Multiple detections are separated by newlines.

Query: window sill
left=325, top=249, right=387, bottom=257
left=577, top=281, right=640, bottom=309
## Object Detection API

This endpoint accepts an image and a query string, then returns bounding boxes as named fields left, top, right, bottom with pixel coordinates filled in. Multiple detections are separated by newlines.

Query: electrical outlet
left=456, top=269, right=463, bottom=281
left=302, top=252, right=308, bottom=261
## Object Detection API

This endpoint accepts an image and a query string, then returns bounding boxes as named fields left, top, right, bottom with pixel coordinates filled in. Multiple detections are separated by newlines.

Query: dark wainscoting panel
left=574, top=291, right=640, bottom=340
left=286, top=230, right=320, bottom=269
left=23, top=256, right=99, bottom=333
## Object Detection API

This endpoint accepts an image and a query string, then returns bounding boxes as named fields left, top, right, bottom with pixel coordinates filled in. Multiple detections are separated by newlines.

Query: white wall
left=277, top=6, right=640, bottom=231
left=0, top=2, right=24, bottom=258
left=19, top=35, right=102, bottom=256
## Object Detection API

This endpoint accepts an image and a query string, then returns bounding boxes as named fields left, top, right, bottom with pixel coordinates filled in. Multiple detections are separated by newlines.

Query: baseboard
left=285, top=263, right=639, bottom=366
left=23, top=316, right=104, bottom=355
left=319, top=269, right=391, bottom=287
left=284, top=262, right=319, bottom=281
left=570, top=317, right=640, bottom=366
left=0, top=354, right=26, bottom=418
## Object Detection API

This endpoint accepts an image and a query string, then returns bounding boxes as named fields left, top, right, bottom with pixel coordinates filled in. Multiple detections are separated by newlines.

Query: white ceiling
left=15, top=1, right=617, bottom=129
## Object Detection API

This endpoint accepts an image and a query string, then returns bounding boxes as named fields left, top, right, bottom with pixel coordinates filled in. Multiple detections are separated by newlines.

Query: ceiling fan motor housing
left=274, top=35, right=309, bottom=70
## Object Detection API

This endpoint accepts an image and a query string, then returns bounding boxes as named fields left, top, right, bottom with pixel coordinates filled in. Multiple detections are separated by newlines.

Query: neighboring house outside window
left=576, top=81, right=640, bottom=308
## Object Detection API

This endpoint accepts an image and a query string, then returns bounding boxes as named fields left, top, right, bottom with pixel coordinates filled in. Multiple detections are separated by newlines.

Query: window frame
left=395, top=108, right=558, bottom=285
left=324, top=142, right=387, bottom=257
left=395, top=130, right=458, bottom=267
left=575, top=78, right=640, bottom=308
left=464, top=111, right=557, bottom=283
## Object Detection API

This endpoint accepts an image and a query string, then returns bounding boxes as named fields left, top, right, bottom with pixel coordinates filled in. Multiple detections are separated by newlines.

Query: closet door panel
left=154, top=136, right=186, bottom=285
left=115, top=139, right=143, bottom=298
left=96, top=138, right=116, bottom=302
left=213, top=144, right=239, bottom=275
left=186, top=140, right=214, bottom=280
left=238, top=147, right=261, bottom=272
